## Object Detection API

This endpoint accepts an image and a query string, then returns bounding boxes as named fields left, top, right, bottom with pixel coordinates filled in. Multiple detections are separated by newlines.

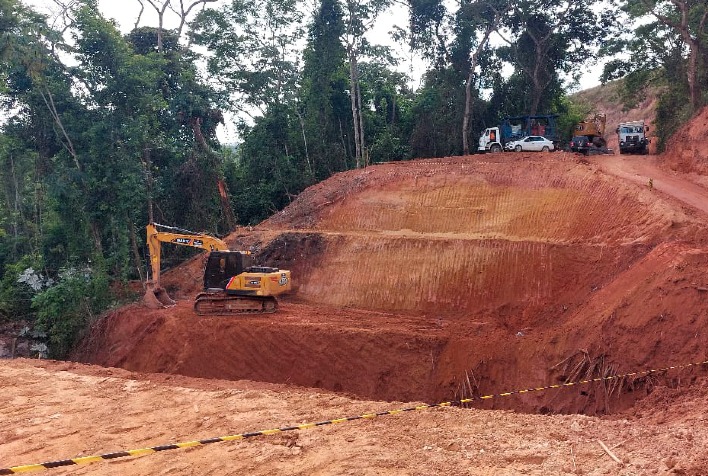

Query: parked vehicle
left=478, top=115, right=559, bottom=153
left=569, top=135, right=591, bottom=153
left=617, top=120, right=650, bottom=154
left=505, top=136, right=555, bottom=152
left=570, top=113, right=608, bottom=155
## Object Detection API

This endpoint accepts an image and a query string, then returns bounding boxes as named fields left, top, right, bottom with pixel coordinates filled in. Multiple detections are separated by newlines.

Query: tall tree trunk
left=295, top=108, right=312, bottom=175
left=33, top=154, right=46, bottom=255
left=191, top=117, right=237, bottom=231
left=462, top=19, right=498, bottom=155
left=650, top=2, right=707, bottom=111
left=128, top=220, right=145, bottom=283
left=90, top=220, right=103, bottom=255
left=462, top=70, right=475, bottom=156
left=339, top=119, right=349, bottom=170
left=348, top=52, right=362, bottom=169
left=217, top=180, right=237, bottom=230
left=40, top=87, right=81, bottom=171
left=530, top=82, right=542, bottom=116
left=141, top=148, right=155, bottom=223
left=143, top=0, right=170, bottom=52
left=529, top=47, right=545, bottom=115
left=687, top=43, right=699, bottom=110
left=9, top=152, right=20, bottom=258
left=356, top=80, right=366, bottom=166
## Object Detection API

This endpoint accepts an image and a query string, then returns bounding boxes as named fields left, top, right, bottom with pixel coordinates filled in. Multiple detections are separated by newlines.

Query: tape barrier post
left=1, top=359, right=706, bottom=474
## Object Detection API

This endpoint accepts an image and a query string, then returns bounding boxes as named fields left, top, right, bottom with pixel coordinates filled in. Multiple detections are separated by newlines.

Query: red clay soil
left=3, top=358, right=708, bottom=475
left=3, top=119, right=708, bottom=473
left=72, top=150, right=708, bottom=413
left=661, top=106, right=708, bottom=180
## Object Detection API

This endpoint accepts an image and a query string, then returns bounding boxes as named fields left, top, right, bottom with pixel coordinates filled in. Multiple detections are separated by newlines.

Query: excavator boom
left=144, top=223, right=230, bottom=308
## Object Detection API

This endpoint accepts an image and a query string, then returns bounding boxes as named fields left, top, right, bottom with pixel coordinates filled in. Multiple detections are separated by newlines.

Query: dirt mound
left=661, top=106, right=708, bottom=179
left=74, top=153, right=708, bottom=417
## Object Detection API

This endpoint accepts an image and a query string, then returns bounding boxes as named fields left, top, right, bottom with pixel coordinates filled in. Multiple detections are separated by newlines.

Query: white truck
left=616, top=120, right=650, bottom=155
left=478, top=115, right=559, bottom=153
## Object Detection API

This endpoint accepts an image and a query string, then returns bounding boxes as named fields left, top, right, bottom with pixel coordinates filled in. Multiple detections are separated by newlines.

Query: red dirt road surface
left=3, top=108, right=708, bottom=475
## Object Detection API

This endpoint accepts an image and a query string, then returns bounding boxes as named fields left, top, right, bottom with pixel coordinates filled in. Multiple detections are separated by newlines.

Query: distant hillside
left=573, top=80, right=707, bottom=180
left=571, top=80, right=660, bottom=153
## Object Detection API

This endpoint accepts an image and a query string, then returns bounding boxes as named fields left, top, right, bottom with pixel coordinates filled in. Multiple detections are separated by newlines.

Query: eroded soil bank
left=75, top=154, right=708, bottom=416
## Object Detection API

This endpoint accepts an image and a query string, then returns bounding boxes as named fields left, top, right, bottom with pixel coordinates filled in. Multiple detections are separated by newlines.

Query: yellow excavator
left=144, top=223, right=292, bottom=315
left=571, top=113, right=608, bottom=154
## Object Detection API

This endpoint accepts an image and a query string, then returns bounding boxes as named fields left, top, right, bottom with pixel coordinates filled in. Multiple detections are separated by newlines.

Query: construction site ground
left=3, top=107, right=708, bottom=475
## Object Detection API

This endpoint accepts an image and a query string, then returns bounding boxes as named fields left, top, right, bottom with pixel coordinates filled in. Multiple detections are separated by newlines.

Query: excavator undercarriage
left=193, top=293, right=278, bottom=315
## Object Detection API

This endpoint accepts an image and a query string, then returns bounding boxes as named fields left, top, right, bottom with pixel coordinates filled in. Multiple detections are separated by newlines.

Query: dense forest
left=1, top=0, right=707, bottom=356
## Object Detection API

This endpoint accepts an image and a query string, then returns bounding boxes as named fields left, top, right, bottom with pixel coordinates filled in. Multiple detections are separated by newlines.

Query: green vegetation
left=1, top=0, right=706, bottom=355
left=601, top=0, right=708, bottom=150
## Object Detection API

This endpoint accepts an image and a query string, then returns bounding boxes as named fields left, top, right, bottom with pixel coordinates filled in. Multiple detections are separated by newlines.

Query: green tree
left=190, top=0, right=305, bottom=116
left=299, top=0, right=352, bottom=179
left=409, top=68, right=467, bottom=157
left=498, top=0, right=613, bottom=114
left=32, top=263, right=112, bottom=358
left=615, top=0, right=707, bottom=110
left=1, top=0, right=227, bottom=353
left=456, top=0, right=510, bottom=154
left=407, top=0, right=450, bottom=66
left=359, top=61, right=414, bottom=162
left=341, top=0, right=393, bottom=168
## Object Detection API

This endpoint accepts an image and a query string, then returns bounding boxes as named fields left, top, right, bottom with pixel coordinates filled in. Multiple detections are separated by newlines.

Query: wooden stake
left=570, top=444, right=576, bottom=472
left=598, top=440, right=623, bottom=465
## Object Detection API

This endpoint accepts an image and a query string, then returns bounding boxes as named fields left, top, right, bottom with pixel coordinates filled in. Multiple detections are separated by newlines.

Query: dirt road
left=592, top=153, right=708, bottom=216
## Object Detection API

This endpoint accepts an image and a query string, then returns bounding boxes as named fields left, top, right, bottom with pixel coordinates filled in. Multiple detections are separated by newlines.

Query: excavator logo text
left=172, top=238, right=204, bottom=247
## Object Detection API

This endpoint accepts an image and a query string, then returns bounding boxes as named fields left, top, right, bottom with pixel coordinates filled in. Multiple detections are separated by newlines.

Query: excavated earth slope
left=72, top=151, right=708, bottom=417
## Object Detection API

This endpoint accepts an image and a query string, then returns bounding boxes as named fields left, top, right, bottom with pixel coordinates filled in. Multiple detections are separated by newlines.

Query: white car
left=505, top=136, right=555, bottom=152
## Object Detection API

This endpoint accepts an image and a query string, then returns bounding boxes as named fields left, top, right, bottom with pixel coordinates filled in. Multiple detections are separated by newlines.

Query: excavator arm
left=144, top=223, right=231, bottom=308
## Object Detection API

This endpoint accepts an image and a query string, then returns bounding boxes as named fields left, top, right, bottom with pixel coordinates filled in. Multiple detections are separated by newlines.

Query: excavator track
left=193, top=293, right=278, bottom=316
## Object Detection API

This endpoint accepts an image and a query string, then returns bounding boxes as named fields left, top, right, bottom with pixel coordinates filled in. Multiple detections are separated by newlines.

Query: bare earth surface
left=3, top=359, right=708, bottom=475
left=3, top=110, right=708, bottom=475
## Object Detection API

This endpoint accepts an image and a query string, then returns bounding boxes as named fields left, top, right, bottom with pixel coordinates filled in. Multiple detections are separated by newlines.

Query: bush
left=32, top=265, right=113, bottom=358
left=370, top=130, right=412, bottom=163
left=0, top=257, right=44, bottom=322
left=655, top=88, right=692, bottom=152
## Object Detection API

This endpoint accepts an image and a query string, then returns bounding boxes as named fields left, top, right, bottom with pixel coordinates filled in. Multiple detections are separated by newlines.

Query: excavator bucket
left=143, top=283, right=176, bottom=309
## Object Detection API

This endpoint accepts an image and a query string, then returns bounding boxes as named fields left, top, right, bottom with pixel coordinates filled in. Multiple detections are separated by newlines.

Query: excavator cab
left=203, top=251, right=253, bottom=291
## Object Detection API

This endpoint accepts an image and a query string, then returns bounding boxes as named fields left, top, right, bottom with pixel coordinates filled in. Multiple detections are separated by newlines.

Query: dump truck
left=478, top=115, right=560, bottom=153
left=617, top=120, right=650, bottom=154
